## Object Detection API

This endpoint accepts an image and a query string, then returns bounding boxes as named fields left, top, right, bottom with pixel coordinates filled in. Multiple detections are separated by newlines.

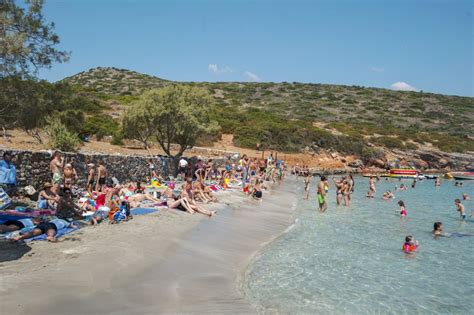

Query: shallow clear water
left=244, top=177, right=474, bottom=314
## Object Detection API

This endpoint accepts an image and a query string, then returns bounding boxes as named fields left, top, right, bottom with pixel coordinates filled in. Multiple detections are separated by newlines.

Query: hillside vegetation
left=62, top=67, right=474, bottom=155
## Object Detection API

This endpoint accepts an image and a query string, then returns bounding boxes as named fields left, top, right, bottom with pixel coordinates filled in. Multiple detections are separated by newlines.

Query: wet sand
left=1, top=178, right=298, bottom=314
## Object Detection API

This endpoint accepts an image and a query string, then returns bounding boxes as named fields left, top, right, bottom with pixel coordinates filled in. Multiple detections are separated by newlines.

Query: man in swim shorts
left=317, top=176, right=328, bottom=212
left=50, top=151, right=64, bottom=188
left=96, top=162, right=107, bottom=192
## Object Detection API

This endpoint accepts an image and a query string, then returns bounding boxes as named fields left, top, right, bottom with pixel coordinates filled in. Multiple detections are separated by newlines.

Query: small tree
left=124, top=85, right=219, bottom=170
left=47, top=117, right=80, bottom=152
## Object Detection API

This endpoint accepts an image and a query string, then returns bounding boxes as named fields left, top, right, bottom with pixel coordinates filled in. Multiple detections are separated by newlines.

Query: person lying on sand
left=13, top=218, right=77, bottom=242
left=126, top=193, right=162, bottom=208
left=0, top=217, right=39, bottom=234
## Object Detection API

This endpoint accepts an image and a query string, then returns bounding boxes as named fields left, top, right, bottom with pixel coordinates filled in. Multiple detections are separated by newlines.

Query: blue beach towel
left=25, top=226, right=80, bottom=242
left=131, top=208, right=158, bottom=216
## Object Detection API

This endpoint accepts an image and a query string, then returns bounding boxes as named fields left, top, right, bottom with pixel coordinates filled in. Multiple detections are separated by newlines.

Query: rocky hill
left=62, top=67, right=170, bottom=95
left=62, top=67, right=474, bottom=161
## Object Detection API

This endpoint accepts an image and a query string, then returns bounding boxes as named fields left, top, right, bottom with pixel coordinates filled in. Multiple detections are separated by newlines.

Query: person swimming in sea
left=455, top=199, right=466, bottom=220
left=398, top=200, right=407, bottom=216
left=382, top=190, right=395, bottom=200
left=432, top=222, right=474, bottom=238
left=402, top=235, right=419, bottom=253
left=462, top=193, right=470, bottom=201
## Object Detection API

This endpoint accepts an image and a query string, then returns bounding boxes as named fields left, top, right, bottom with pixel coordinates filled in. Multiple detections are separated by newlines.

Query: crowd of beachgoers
left=297, top=169, right=473, bottom=254
left=0, top=151, right=285, bottom=243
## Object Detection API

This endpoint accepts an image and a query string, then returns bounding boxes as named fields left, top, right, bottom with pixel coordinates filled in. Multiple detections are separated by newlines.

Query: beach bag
left=0, top=188, right=12, bottom=210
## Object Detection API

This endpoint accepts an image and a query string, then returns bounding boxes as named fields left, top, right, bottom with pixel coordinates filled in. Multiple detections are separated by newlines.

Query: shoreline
left=0, top=177, right=299, bottom=314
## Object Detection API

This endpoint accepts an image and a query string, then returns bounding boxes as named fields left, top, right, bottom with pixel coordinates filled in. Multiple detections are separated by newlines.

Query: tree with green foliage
left=46, top=116, right=81, bottom=152
left=0, top=0, right=70, bottom=78
left=122, top=105, right=155, bottom=150
left=124, top=85, right=219, bottom=161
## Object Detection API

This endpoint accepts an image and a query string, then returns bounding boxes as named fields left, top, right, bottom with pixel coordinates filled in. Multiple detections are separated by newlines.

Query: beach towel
left=25, top=225, right=80, bottom=242
left=0, top=188, right=12, bottom=210
left=130, top=208, right=159, bottom=216
left=0, top=209, right=55, bottom=219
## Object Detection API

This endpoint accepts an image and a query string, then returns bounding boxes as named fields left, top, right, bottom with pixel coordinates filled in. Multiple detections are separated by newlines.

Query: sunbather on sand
left=163, top=182, right=195, bottom=214
left=126, top=193, right=162, bottom=208
left=0, top=217, right=40, bottom=234
left=37, top=182, right=59, bottom=210
left=13, top=218, right=78, bottom=242
left=182, top=181, right=215, bottom=216
left=193, top=180, right=212, bottom=203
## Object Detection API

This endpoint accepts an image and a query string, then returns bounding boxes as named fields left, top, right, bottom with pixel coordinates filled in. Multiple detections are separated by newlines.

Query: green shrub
left=371, top=136, right=405, bottom=149
left=47, top=117, right=81, bottom=152
left=83, top=116, right=120, bottom=141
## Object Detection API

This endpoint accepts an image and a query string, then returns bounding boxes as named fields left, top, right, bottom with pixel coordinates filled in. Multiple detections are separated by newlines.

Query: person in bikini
left=455, top=199, right=466, bottom=220
left=333, top=177, right=344, bottom=205
left=163, top=182, right=195, bottom=213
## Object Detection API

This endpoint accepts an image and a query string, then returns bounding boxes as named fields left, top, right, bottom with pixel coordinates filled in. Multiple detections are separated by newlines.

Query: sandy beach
left=0, top=177, right=298, bottom=314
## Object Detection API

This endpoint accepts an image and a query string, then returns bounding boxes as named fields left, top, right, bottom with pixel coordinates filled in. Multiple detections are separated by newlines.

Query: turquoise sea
left=244, top=177, right=474, bottom=314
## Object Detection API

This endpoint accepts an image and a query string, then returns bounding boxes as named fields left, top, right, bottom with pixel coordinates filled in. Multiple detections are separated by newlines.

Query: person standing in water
left=455, top=199, right=466, bottom=220
left=304, top=174, right=311, bottom=200
left=367, top=176, right=376, bottom=198
left=333, top=177, right=344, bottom=205
left=317, top=176, right=328, bottom=212
left=347, top=174, right=355, bottom=202
left=435, top=177, right=441, bottom=187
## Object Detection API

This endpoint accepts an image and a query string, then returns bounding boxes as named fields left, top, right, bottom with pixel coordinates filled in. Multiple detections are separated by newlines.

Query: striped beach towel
left=0, top=188, right=12, bottom=210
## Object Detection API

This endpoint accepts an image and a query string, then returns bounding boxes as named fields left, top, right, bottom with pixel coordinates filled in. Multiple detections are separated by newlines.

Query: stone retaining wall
left=0, top=149, right=234, bottom=190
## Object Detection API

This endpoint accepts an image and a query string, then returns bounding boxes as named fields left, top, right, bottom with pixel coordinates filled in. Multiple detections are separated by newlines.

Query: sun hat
left=43, top=182, right=53, bottom=188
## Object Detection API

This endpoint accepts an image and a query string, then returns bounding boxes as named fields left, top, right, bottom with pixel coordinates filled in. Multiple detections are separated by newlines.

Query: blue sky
left=39, top=0, right=473, bottom=96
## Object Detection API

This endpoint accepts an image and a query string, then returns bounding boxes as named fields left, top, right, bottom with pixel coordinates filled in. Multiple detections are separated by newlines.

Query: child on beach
left=398, top=200, right=407, bottom=217
left=455, top=199, right=465, bottom=220
left=402, top=235, right=419, bottom=253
